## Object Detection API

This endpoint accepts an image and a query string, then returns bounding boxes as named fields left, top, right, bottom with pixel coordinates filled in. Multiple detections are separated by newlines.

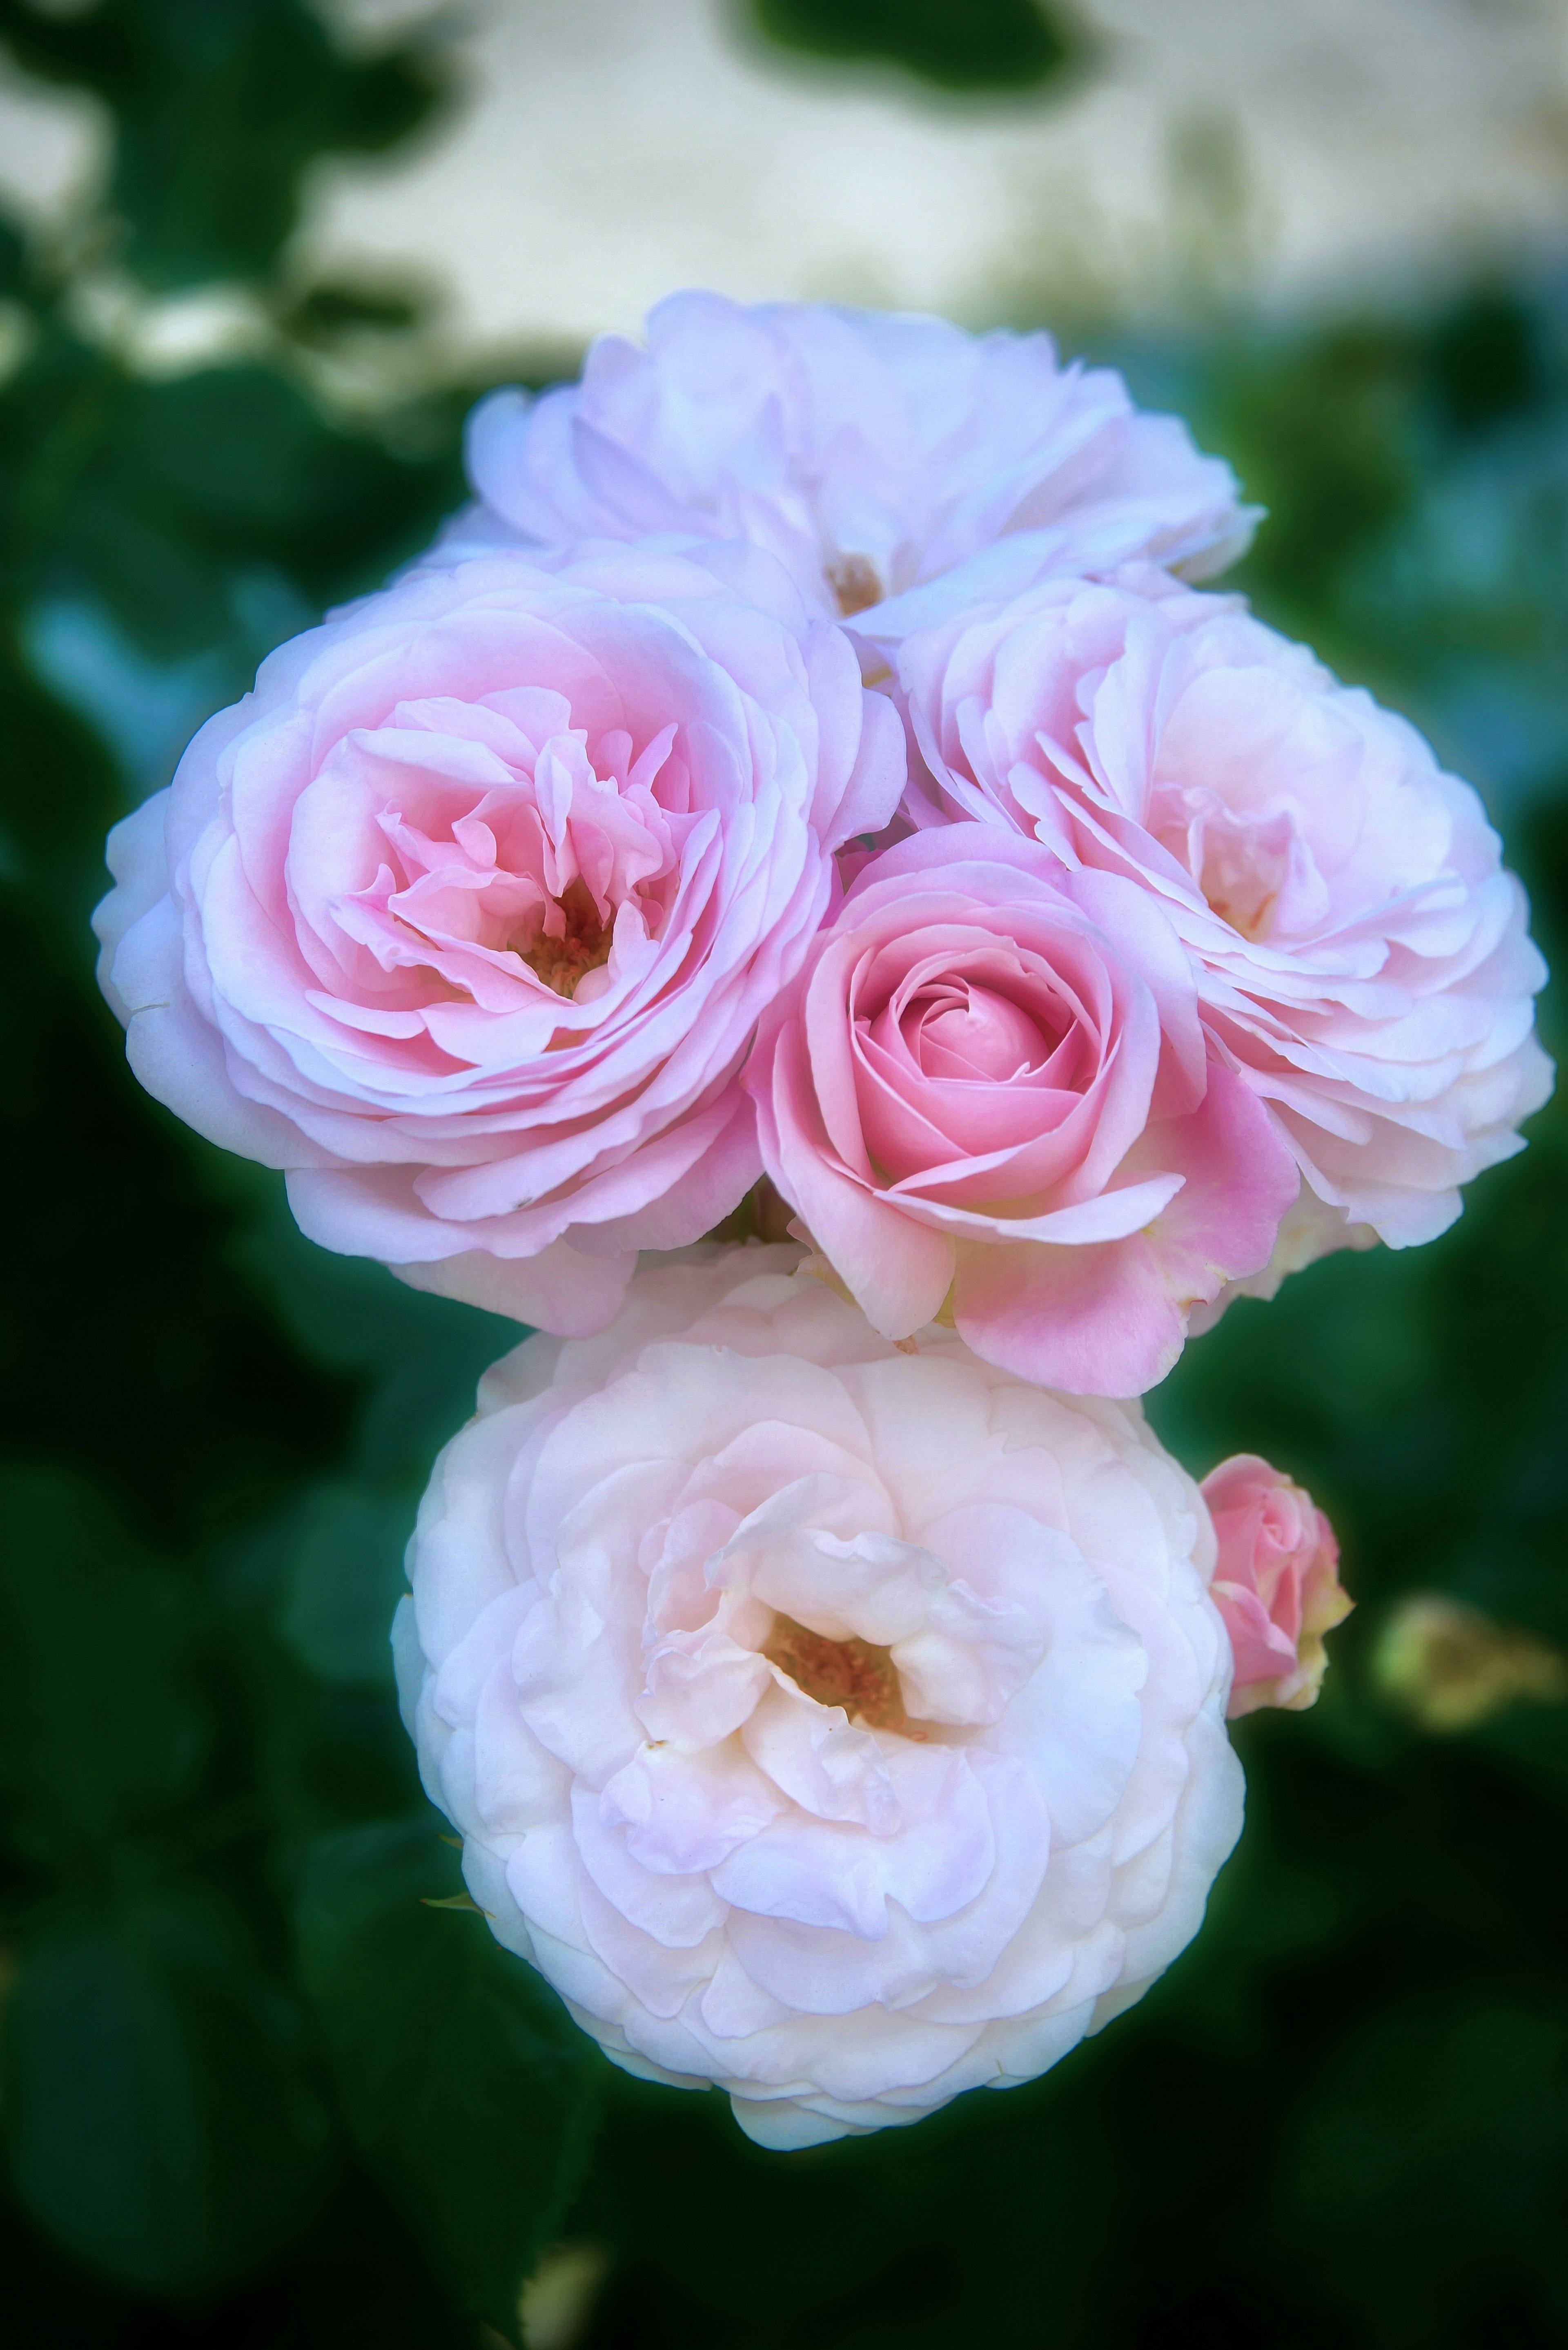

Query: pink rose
left=94, top=543, right=904, bottom=1334
left=1201, top=1454, right=1351, bottom=1716
left=460, top=292, right=1256, bottom=638
left=397, top=1246, right=1244, bottom=2147
left=743, top=826, right=1299, bottom=1397
left=898, top=573, right=1552, bottom=1272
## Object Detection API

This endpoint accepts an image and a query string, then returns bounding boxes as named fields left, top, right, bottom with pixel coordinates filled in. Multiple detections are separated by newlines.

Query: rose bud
left=459, top=291, right=1255, bottom=636
left=94, top=543, right=903, bottom=1336
left=1201, top=1454, right=1351, bottom=1717
left=896, top=573, right=1552, bottom=1300
left=743, top=825, right=1299, bottom=1398
left=398, top=1246, right=1245, bottom=2149
left=1372, top=1593, right=1568, bottom=1735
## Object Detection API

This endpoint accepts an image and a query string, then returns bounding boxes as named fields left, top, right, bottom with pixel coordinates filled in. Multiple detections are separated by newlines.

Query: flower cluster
left=98, top=295, right=1545, bottom=2145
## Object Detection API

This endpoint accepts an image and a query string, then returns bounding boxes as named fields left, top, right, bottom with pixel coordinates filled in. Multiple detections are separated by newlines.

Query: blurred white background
left=4, top=0, right=1568, bottom=357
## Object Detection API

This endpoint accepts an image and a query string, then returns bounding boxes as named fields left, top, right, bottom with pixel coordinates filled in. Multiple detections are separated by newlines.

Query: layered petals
left=896, top=573, right=1552, bottom=1282
left=1202, top=1454, right=1352, bottom=1716
left=459, top=292, right=1256, bottom=633
left=398, top=1249, right=1243, bottom=2146
left=94, top=546, right=904, bottom=1331
left=744, top=828, right=1298, bottom=1396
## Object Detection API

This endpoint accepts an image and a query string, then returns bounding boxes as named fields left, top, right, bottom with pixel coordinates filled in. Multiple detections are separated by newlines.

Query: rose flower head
left=1201, top=1455, right=1351, bottom=1717
left=94, top=542, right=903, bottom=1334
left=897, top=573, right=1552, bottom=1290
left=398, top=1247, right=1244, bottom=2148
left=460, top=292, right=1256, bottom=641
left=743, top=826, right=1299, bottom=1398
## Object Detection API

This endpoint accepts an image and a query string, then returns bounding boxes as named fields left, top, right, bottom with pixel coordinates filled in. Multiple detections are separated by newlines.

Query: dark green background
left=2, top=2, right=1566, bottom=2342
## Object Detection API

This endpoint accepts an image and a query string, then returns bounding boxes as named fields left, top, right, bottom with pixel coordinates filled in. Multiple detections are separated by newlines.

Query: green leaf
left=0, top=0, right=447, bottom=291
left=1282, top=1990, right=1568, bottom=2336
left=228, top=1178, right=519, bottom=1482
left=0, top=209, right=25, bottom=299
left=280, top=1479, right=418, bottom=1688
left=0, top=1469, right=210, bottom=1869
left=2, top=1888, right=335, bottom=2297
left=296, top=1816, right=602, bottom=2339
left=43, top=364, right=458, bottom=662
left=745, top=0, right=1078, bottom=94
left=0, top=616, right=120, bottom=905
left=278, top=279, right=427, bottom=346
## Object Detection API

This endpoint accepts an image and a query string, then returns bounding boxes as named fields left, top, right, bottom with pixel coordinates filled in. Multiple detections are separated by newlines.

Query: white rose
left=457, top=292, right=1256, bottom=637
left=396, top=1246, right=1243, bottom=2148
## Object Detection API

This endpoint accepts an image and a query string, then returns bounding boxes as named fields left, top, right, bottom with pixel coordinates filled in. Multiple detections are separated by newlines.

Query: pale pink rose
left=459, top=292, right=1256, bottom=640
left=93, top=544, right=903, bottom=1334
left=1201, top=1454, right=1351, bottom=1717
left=396, top=1246, right=1244, bottom=2148
left=898, top=572, right=1552, bottom=1266
left=742, top=826, right=1299, bottom=1398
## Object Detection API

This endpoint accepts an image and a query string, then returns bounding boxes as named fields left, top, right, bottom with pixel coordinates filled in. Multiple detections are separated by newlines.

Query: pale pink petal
left=398, top=1251, right=1243, bottom=2143
left=393, top=1236, right=635, bottom=1335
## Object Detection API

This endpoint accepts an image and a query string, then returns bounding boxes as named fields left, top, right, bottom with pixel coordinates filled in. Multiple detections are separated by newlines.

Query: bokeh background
left=4, top=3, right=1568, bottom=2343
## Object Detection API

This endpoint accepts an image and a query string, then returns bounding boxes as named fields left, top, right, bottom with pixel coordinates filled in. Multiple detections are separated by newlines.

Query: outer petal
left=951, top=1068, right=1296, bottom=1395
left=392, top=1236, right=636, bottom=1336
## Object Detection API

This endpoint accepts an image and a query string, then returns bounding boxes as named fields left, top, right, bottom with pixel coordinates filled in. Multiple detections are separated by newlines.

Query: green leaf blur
left=743, top=0, right=1079, bottom=94
left=0, top=2, right=1566, bottom=2344
left=5, top=1888, right=335, bottom=2299
left=0, top=0, right=444, bottom=290
left=297, top=1818, right=602, bottom=2337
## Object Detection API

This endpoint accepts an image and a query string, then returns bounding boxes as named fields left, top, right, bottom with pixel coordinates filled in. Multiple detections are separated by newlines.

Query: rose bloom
left=460, top=292, right=1256, bottom=640
left=397, top=1246, right=1244, bottom=2149
left=1201, top=1455, right=1351, bottom=1717
left=743, top=826, right=1299, bottom=1398
left=897, top=573, right=1552, bottom=1273
left=94, top=543, right=902, bottom=1334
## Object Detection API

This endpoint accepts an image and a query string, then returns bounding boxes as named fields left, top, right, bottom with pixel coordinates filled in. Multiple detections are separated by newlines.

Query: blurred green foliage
left=744, top=0, right=1079, bottom=94
left=2, top=2, right=1568, bottom=2345
left=0, top=0, right=443, bottom=288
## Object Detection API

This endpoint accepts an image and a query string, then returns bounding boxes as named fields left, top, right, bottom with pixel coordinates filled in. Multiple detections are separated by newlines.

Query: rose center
left=1150, top=789, right=1293, bottom=944
left=916, top=983, right=1052, bottom=1080
left=826, top=553, right=884, bottom=618
left=1196, top=841, right=1278, bottom=941
left=520, top=877, right=612, bottom=998
left=764, top=1616, right=910, bottom=1732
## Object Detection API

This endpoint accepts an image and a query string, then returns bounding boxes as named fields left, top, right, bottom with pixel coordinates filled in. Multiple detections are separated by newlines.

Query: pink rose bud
left=1201, top=1455, right=1352, bottom=1717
